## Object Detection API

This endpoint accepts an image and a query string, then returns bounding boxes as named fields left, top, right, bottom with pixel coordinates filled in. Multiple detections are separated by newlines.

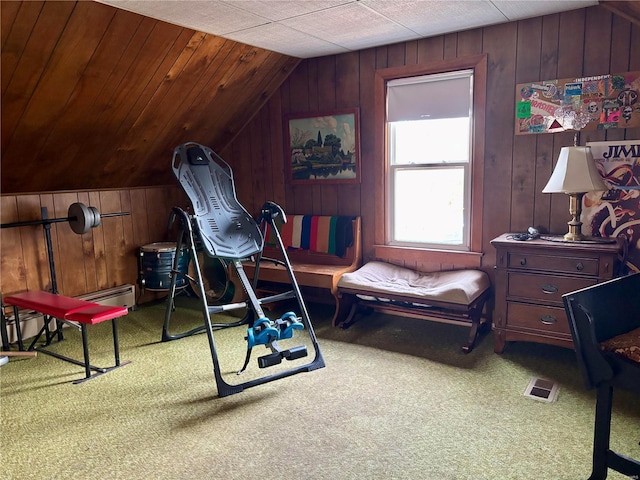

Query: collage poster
left=583, top=140, right=640, bottom=273
left=515, top=71, right=640, bottom=135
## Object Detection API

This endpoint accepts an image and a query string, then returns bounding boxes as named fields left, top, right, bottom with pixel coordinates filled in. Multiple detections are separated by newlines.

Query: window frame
left=373, top=55, right=487, bottom=267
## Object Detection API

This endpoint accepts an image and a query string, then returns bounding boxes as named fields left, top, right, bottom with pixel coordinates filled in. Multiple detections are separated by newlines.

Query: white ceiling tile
left=224, top=22, right=350, bottom=57
left=220, top=0, right=355, bottom=22
left=280, top=2, right=420, bottom=51
left=361, top=0, right=506, bottom=37
left=98, top=0, right=605, bottom=58
left=493, top=1, right=599, bottom=21
left=99, top=1, right=269, bottom=33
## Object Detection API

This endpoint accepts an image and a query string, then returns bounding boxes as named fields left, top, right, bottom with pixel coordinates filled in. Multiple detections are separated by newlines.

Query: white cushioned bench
left=336, top=261, right=491, bottom=352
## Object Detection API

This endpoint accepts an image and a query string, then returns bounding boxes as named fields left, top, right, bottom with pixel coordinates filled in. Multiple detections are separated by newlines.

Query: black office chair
left=563, top=273, right=640, bottom=480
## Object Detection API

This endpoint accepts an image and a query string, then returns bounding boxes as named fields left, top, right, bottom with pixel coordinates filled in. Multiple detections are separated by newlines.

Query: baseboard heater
left=2, top=284, right=136, bottom=346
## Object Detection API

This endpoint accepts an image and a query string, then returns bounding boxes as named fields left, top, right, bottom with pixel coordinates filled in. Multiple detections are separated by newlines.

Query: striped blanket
left=265, top=215, right=355, bottom=257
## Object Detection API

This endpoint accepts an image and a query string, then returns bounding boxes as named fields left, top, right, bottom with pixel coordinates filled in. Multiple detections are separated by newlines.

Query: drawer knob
left=541, top=284, right=558, bottom=294
left=540, top=315, right=557, bottom=325
left=576, top=262, right=584, bottom=271
left=520, top=258, right=527, bottom=266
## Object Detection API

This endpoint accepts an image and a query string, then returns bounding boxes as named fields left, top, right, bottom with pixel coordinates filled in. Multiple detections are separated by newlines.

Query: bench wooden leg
left=463, top=305, right=480, bottom=353
left=463, top=317, right=480, bottom=353
left=462, top=301, right=489, bottom=353
left=338, top=297, right=376, bottom=329
left=332, top=293, right=356, bottom=327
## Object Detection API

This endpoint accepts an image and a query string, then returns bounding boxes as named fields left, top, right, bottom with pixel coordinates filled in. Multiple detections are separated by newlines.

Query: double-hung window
left=374, top=57, right=486, bottom=266
left=388, top=71, right=472, bottom=248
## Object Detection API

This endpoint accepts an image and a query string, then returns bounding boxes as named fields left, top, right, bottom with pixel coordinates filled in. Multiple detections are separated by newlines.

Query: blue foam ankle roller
left=278, top=312, right=304, bottom=340
left=247, top=317, right=279, bottom=348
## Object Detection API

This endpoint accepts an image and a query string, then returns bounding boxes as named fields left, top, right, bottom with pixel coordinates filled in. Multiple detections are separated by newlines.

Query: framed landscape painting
left=285, top=108, right=360, bottom=185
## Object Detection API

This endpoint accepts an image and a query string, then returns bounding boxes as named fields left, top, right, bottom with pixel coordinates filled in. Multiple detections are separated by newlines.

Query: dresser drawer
left=508, top=252, right=599, bottom=275
left=491, top=234, right=621, bottom=353
left=507, top=272, right=595, bottom=303
left=506, top=302, right=571, bottom=335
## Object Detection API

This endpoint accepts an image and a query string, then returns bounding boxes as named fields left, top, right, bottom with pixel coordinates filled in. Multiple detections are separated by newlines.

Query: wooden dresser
left=491, top=234, right=621, bottom=353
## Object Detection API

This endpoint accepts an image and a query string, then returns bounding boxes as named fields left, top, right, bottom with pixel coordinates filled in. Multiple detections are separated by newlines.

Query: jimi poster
left=515, top=71, right=640, bottom=135
left=583, top=140, right=640, bottom=273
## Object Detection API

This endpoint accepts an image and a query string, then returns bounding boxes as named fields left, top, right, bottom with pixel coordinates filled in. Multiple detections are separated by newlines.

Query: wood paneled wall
left=1, top=1, right=299, bottom=193
left=1, top=3, right=639, bottom=302
left=225, top=5, right=640, bottom=275
left=0, top=186, right=187, bottom=298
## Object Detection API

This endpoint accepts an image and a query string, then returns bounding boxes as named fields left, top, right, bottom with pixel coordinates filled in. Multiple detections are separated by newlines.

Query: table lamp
left=542, top=144, right=607, bottom=242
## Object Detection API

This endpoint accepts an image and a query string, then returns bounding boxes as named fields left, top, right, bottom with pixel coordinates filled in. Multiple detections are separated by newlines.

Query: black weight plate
left=68, top=202, right=91, bottom=234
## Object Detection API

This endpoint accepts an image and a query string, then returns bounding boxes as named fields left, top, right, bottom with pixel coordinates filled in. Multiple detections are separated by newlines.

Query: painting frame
left=285, top=108, right=361, bottom=185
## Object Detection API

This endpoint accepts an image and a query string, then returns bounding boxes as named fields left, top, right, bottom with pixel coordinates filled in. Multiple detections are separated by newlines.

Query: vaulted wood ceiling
left=1, top=1, right=299, bottom=193
left=600, top=1, right=640, bottom=26
left=2, top=1, right=639, bottom=195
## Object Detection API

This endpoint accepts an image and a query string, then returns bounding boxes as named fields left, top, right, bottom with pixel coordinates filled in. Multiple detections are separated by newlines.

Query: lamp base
left=563, top=231, right=584, bottom=242
left=540, top=234, right=617, bottom=244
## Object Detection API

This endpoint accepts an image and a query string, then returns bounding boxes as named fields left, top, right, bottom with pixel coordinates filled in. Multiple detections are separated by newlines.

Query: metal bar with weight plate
left=1, top=204, right=131, bottom=346
left=0, top=202, right=130, bottom=234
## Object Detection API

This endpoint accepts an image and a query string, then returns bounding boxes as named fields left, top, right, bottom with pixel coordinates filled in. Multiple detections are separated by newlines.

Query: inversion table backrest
left=172, top=142, right=263, bottom=260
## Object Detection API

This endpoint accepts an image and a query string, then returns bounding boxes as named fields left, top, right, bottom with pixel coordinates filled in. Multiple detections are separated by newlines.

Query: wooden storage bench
left=242, top=216, right=361, bottom=325
left=336, top=261, right=491, bottom=352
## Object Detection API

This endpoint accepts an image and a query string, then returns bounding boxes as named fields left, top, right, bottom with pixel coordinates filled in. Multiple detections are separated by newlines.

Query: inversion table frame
left=163, top=142, right=325, bottom=397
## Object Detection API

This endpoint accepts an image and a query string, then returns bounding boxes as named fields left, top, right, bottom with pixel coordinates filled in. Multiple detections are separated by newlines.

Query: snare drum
left=140, top=242, right=189, bottom=291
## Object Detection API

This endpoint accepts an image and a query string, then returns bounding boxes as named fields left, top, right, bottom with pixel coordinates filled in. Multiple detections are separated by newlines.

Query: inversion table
left=163, top=142, right=325, bottom=397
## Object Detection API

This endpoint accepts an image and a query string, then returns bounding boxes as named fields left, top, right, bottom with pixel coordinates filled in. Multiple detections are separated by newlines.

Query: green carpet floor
left=1, top=297, right=638, bottom=479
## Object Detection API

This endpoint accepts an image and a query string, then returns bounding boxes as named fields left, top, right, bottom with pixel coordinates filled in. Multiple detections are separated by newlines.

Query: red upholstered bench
left=2, top=291, right=129, bottom=384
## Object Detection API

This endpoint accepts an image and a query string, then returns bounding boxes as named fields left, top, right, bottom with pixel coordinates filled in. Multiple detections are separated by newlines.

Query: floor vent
left=524, top=377, right=559, bottom=403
